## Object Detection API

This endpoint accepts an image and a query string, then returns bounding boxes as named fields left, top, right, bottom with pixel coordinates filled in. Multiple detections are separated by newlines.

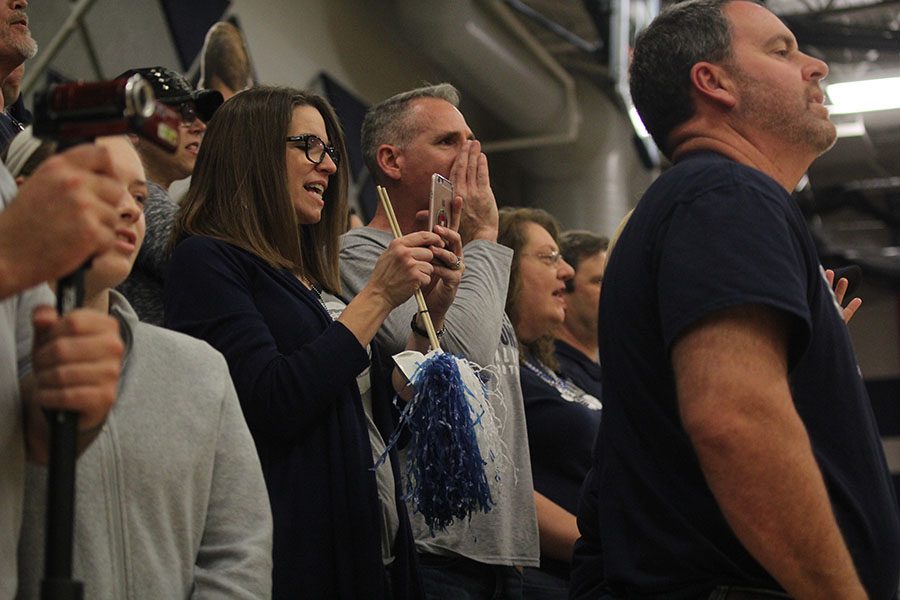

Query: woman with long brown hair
left=165, top=86, right=463, bottom=599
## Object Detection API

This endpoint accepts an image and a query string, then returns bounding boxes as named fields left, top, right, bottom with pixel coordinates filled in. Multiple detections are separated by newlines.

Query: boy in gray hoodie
left=15, top=134, right=272, bottom=599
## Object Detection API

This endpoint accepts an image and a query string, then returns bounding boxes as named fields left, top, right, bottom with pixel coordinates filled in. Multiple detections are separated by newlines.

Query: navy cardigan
left=165, top=235, right=422, bottom=600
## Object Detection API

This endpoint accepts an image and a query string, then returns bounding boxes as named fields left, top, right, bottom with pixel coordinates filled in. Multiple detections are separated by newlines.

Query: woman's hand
left=421, top=225, right=464, bottom=327
left=339, top=231, right=444, bottom=349
left=366, top=231, right=444, bottom=309
left=824, top=268, right=862, bottom=323
left=392, top=227, right=464, bottom=396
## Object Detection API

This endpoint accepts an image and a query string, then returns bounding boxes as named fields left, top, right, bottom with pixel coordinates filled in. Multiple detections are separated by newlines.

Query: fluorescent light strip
left=834, top=117, right=866, bottom=138
left=826, top=76, right=900, bottom=115
left=627, top=104, right=651, bottom=139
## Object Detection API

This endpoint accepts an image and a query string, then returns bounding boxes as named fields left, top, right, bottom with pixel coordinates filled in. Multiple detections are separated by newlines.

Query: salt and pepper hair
left=497, top=206, right=564, bottom=370
left=173, top=86, right=349, bottom=294
left=361, top=83, right=460, bottom=183
left=630, top=0, right=734, bottom=159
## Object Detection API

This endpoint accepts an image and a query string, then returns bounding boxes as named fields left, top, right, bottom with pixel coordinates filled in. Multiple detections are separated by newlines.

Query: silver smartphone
left=429, top=173, right=453, bottom=231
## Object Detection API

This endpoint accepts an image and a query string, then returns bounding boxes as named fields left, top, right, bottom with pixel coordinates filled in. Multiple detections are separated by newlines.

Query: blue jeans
left=419, top=553, right=524, bottom=600
left=522, top=567, right=568, bottom=600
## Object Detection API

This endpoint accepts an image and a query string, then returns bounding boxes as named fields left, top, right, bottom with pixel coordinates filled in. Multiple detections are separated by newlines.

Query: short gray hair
left=361, top=83, right=460, bottom=183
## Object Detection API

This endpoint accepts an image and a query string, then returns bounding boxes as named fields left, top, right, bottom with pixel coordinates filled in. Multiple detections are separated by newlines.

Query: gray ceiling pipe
left=390, top=0, right=580, bottom=153
left=390, top=0, right=653, bottom=236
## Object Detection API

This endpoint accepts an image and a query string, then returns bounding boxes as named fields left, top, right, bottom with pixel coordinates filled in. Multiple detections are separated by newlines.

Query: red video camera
left=33, top=74, right=179, bottom=152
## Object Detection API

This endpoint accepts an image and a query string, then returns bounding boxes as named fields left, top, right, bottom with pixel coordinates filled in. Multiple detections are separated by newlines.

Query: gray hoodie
left=17, top=292, right=272, bottom=599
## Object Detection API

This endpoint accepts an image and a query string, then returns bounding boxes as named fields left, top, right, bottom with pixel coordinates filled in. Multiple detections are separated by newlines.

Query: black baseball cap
left=117, top=66, right=223, bottom=122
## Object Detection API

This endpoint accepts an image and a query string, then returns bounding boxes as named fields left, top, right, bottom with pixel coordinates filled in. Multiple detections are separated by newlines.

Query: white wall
left=27, top=0, right=179, bottom=82
left=226, top=0, right=442, bottom=103
left=510, top=77, right=653, bottom=235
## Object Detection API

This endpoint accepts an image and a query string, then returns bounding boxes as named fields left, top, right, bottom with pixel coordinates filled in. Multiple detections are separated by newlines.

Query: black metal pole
left=32, top=75, right=165, bottom=598
left=40, top=409, right=82, bottom=599
left=40, top=239, right=86, bottom=600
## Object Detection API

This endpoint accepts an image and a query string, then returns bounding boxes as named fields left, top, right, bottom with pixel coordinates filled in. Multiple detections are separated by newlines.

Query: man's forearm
left=534, top=491, right=579, bottom=562
left=689, top=400, right=865, bottom=599
left=461, top=224, right=497, bottom=245
left=438, top=240, right=511, bottom=366
left=675, top=305, right=867, bottom=599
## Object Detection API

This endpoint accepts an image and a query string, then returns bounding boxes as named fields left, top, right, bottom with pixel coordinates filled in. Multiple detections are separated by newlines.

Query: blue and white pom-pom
left=377, top=349, right=508, bottom=533
left=372, top=184, right=509, bottom=532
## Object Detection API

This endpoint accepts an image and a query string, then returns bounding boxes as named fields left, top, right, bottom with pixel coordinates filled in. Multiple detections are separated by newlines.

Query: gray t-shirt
left=340, top=228, right=539, bottom=567
left=0, top=164, right=55, bottom=599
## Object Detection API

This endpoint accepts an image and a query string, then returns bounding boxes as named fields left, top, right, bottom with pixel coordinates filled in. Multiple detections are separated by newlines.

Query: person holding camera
left=0, top=2, right=127, bottom=595
left=115, top=66, right=223, bottom=326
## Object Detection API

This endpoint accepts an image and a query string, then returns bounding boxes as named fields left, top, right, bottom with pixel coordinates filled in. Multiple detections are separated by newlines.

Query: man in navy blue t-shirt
left=554, top=229, right=608, bottom=400
left=571, top=1, right=900, bottom=599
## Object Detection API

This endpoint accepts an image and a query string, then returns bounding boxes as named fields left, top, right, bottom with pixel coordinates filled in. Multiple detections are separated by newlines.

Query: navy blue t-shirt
left=554, top=339, right=603, bottom=400
left=521, top=361, right=602, bottom=579
left=574, top=152, right=900, bottom=599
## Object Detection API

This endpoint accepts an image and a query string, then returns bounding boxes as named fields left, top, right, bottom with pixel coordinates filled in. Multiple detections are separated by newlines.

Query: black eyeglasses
left=285, top=134, right=340, bottom=166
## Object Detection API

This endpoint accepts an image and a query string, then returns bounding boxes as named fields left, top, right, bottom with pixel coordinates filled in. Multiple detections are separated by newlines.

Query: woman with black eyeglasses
left=165, top=86, right=463, bottom=599
left=497, top=207, right=603, bottom=599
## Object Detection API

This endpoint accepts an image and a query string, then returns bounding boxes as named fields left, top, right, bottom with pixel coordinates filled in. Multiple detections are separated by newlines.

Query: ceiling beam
left=783, top=17, right=900, bottom=51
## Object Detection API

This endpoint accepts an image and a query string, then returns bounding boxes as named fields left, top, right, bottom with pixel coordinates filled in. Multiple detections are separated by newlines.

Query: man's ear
left=375, top=144, right=403, bottom=182
left=690, top=61, right=737, bottom=109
